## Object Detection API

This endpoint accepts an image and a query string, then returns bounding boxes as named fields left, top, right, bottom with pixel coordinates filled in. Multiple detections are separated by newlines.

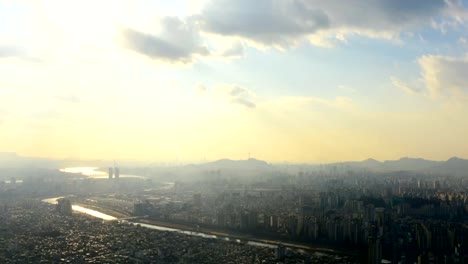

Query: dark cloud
left=317, top=0, right=447, bottom=29
left=199, top=0, right=452, bottom=47
left=121, top=17, right=209, bottom=63
left=200, top=0, right=330, bottom=46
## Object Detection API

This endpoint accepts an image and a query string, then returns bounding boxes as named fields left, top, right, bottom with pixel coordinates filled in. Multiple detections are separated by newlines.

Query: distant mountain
left=2, top=152, right=468, bottom=176
left=360, top=158, right=382, bottom=168
left=0, top=152, right=18, bottom=159
left=429, top=157, right=468, bottom=176
left=382, top=157, right=440, bottom=171
left=0, top=152, right=57, bottom=168
left=199, top=158, right=272, bottom=171
left=333, top=156, right=468, bottom=175
left=0, top=152, right=110, bottom=169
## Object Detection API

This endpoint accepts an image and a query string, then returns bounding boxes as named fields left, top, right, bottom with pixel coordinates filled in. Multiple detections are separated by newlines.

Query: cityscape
left=1, top=155, right=467, bottom=263
left=2, top=0, right=468, bottom=263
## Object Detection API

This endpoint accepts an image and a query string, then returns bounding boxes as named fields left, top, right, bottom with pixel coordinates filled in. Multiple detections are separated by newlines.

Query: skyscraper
left=108, top=167, right=114, bottom=179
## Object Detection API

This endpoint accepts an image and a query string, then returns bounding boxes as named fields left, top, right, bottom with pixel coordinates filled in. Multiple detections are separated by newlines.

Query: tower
left=108, top=167, right=114, bottom=179
left=113, top=160, right=120, bottom=179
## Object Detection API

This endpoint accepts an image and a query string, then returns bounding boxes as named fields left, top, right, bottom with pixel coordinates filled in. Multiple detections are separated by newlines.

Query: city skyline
left=1, top=0, right=468, bottom=162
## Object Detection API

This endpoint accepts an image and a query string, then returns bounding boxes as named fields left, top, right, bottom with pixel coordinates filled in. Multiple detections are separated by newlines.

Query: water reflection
left=60, top=167, right=146, bottom=179
left=42, top=197, right=117, bottom=221
left=72, top=205, right=117, bottom=221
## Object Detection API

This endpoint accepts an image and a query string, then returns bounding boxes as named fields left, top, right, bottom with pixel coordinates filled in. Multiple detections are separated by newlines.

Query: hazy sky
left=1, top=0, right=468, bottom=162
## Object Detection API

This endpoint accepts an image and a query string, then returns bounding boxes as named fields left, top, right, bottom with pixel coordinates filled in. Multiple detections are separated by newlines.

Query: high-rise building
left=56, top=198, right=72, bottom=215
left=193, top=193, right=201, bottom=207
left=108, top=167, right=114, bottom=179
left=114, top=167, right=120, bottom=179
left=375, top=208, right=385, bottom=236
left=275, top=246, right=286, bottom=261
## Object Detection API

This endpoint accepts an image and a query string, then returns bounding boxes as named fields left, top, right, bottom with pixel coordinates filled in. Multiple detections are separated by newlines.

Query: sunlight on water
left=42, top=197, right=117, bottom=221
left=60, top=167, right=106, bottom=176
left=72, top=205, right=117, bottom=221
left=59, top=167, right=146, bottom=179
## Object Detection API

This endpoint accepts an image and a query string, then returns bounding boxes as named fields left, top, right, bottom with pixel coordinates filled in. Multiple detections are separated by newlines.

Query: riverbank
left=42, top=197, right=359, bottom=257
left=74, top=202, right=129, bottom=219
left=130, top=218, right=357, bottom=256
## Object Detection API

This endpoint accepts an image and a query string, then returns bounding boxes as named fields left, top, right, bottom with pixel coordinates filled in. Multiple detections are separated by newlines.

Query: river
left=42, top=196, right=279, bottom=249
left=60, top=167, right=146, bottom=179
left=42, top=197, right=117, bottom=221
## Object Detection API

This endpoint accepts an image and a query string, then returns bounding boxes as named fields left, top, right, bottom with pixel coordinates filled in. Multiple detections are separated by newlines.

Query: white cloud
left=419, top=54, right=468, bottom=98
left=391, top=77, right=423, bottom=95
left=392, top=54, right=468, bottom=100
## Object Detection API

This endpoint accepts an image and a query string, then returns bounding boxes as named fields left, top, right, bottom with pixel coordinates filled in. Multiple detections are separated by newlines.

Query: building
left=108, top=167, right=114, bottom=179
left=193, top=193, right=202, bottom=207
left=56, top=198, right=72, bottom=215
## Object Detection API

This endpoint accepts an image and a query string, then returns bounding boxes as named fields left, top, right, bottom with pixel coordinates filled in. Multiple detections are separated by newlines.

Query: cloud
left=219, top=85, right=256, bottom=109
left=221, top=42, right=244, bottom=58
left=121, top=17, right=209, bottom=63
left=418, top=54, right=468, bottom=98
left=198, top=0, right=457, bottom=48
left=198, top=83, right=257, bottom=109
left=232, top=97, right=256, bottom=109
left=391, top=77, right=423, bottom=95
left=199, top=0, right=330, bottom=47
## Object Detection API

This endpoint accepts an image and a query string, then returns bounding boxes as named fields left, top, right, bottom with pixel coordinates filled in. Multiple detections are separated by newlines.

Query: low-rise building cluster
left=0, top=200, right=357, bottom=263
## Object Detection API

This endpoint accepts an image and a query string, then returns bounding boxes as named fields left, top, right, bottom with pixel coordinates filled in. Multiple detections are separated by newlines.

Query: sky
left=0, top=0, right=468, bottom=163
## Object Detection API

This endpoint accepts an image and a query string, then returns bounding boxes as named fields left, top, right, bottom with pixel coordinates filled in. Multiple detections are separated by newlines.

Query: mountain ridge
left=1, top=152, right=467, bottom=175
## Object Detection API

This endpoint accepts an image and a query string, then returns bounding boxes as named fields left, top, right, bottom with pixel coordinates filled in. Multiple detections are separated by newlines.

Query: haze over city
left=1, top=0, right=468, bottom=163
left=2, top=2, right=468, bottom=264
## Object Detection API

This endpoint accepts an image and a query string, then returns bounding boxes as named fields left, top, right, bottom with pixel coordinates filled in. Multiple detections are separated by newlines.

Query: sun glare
left=39, top=1, right=118, bottom=50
